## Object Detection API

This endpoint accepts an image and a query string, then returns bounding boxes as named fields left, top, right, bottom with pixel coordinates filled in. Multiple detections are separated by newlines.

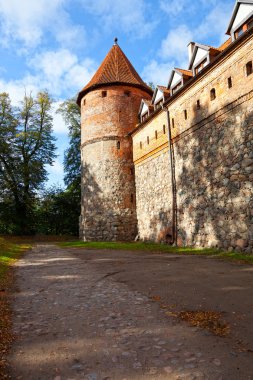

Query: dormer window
left=172, top=81, right=182, bottom=94
left=195, top=58, right=207, bottom=75
left=142, top=112, right=148, bottom=123
left=155, top=99, right=163, bottom=110
left=227, top=1, right=253, bottom=41
left=235, top=25, right=245, bottom=38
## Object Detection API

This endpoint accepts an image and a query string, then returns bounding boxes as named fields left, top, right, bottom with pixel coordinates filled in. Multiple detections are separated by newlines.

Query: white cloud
left=142, top=60, right=172, bottom=86
left=80, top=0, right=156, bottom=38
left=196, top=3, right=233, bottom=44
left=29, top=49, right=96, bottom=96
left=51, top=102, right=69, bottom=135
left=160, top=0, right=190, bottom=16
left=0, top=0, right=85, bottom=49
left=144, top=1, right=233, bottom=86
left=159, top=25, right=193, bottom=64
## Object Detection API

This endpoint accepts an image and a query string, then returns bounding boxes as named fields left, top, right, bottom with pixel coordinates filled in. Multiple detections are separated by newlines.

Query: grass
left=58, top=240, right=253, bottom=264
left=0, top=237, right=31, bottom=379
left=0, top=237, right=31, bottom=281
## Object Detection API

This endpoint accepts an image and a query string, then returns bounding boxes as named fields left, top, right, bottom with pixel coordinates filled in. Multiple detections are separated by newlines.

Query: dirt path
left=9, top=245, right=253, bottom=380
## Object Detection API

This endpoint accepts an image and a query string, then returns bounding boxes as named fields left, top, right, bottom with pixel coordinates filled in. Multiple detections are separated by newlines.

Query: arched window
left=210, top=88, right=216, bottom=101
left=246, top=61, right=253, bottom=76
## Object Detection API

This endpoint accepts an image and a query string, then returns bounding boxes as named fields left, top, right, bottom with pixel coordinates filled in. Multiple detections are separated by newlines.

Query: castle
left=77, top=0, right=253, bottom=252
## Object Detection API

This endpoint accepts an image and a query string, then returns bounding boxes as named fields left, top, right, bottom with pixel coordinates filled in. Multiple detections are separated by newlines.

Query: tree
left=0, top=91, right=56, bottom=234
left=36, top=186, right=80, bottom=236
left=57, top=97, right=81, bottom=190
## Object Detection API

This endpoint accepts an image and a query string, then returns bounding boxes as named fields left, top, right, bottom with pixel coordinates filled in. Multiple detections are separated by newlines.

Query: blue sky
left=0, top=0, right=235, bottom=187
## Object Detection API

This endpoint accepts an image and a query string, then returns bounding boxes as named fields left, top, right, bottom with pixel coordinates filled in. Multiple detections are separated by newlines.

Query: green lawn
left=58, top=241, right=253, bottom=264
left=0, top=238, right=31, bottom=282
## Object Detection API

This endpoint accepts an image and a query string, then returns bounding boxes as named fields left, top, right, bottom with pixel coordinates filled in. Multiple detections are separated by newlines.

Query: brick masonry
left=80, top=85, right=151, bottom=241
left=132, top=32, right=253, bottom=252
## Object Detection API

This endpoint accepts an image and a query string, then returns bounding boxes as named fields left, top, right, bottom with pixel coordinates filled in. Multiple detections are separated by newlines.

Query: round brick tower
left=77, top=39, right=153, bottom=241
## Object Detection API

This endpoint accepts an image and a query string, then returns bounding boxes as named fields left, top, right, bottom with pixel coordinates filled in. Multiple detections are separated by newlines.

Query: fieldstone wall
left=133, top=33, right=253, bottom=252
left=80, top=85, right=151, bottom=241
left=174, top=91, right=253, bottom=252
left=135, top=150, right=173, bottom=242
left=80, top=138, right=137, bottom=241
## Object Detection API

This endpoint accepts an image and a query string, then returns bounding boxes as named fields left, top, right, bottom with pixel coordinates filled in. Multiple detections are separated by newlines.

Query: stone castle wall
left=80, top=85, right=151, bottom=241
left=132, top=32, right=253, bottom=251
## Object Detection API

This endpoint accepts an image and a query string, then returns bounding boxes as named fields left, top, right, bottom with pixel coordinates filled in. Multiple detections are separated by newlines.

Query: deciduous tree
left=0, top=91, right=56, bottom=234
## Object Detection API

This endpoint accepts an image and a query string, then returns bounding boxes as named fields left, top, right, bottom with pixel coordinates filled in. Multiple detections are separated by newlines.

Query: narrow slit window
left=140, top=142, right=142, bottom=149
left=102, top=90, right=107, bottom=98
left=163, top=124, right=166, bottom=134
left=228, top=77, right=232, bottom=88
left=184, top=110, right=187, bottom=120
left=246, top=61, right=253, bottom=76
left=130, top=168, right=134, bottom=175
left=171, top=118, right=175, bottom=128
left=83, top=99, right=86, bottom=106
left=147, top=136, right=150, bottom=145
left=196, top=100, right=200, bottom=109
left=117, top=141, right=120, bottom=150
left=210, top=88, right=216, bottom=101
left=131, top=194, right=134, bottom=203
left=155, top=130, right=158, bottom=139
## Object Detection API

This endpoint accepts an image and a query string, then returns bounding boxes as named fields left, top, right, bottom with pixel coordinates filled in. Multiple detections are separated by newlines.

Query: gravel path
left=8, top=245, right=236, bottom=379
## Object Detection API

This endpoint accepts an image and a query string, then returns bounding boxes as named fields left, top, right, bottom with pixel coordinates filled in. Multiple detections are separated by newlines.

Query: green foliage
left=57, top=97, right=81, bottom=190
left=0, top=91, right=56, bottom=234
left=36, top=186, right=80, bottom=236
left=0, top=237, right=31, bottom=279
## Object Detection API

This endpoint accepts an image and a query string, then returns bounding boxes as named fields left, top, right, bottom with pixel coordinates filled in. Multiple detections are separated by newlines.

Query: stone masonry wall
left=80, top=85, right=151, bottom=241
left=133, top=32, right=253, bottom=251
left=135, top=149, right=173, bottom=242
left=174, top=91, right=253, bottom=252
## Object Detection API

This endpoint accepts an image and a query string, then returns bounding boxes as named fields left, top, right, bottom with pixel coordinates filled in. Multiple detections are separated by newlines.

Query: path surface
left=9, top=245, right=253, bottom=380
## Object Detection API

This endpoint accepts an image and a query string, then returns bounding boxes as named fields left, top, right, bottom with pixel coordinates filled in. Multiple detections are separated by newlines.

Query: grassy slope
left=58, top=241, right=253, bottom=264
left=0, top=238, right=31, bottom=281
left=0, top=238, right=31, bottom=379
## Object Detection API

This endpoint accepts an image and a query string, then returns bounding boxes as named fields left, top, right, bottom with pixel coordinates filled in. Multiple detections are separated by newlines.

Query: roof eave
left=77, top=82, right=153, bottom=106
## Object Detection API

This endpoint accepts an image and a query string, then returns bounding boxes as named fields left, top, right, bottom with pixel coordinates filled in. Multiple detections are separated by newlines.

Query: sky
left=0, top=0, right=235, bottom=188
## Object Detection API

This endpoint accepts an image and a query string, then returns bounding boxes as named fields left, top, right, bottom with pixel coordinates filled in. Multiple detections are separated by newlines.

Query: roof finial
left=114, top=37, right=118, bottom=45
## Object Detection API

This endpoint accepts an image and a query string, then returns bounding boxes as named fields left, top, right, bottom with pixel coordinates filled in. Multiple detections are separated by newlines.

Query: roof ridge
left=77, top=42, right=152, bottom=104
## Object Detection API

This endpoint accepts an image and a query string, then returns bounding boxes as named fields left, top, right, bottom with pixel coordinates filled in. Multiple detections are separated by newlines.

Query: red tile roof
left=175, top=68, right=193, bottom=77
left=77, top=42, right=153, bottom=105
left=219, top=38, right=232, bottom=51
left=157, top=85, right=171, bottom=95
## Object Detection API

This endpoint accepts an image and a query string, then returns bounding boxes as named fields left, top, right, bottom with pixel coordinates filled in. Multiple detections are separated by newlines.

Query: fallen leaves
left=150, top=293, right=230, bottom=337
left=178, top=310, right=230, bottom=337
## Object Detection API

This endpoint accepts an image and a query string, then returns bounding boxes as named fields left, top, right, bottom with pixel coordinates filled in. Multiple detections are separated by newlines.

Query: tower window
left=117, top=141, right=120, bottom=150
left=210, top=88, right=216, bottom=101
left=83, top=99, right=86, bottom=106
left=131, top=194, right=134, bottom=203
left=140, top=142, right=142, bottom=149
left=163, top=124, right=166, bottom=134
left=184, top=110, right=187, bottom=120
left=155, top=130, right=158, bottom=139
left=130, top=168, right=134, bottom=175
left=228, top=77, right=232, bottom=89
left=171, top=118, right=175, bottom=128
left=102, top=90, right=107, bottom=98
left=196, top=100, right=200, bottom=109
left=147, top=136, right=149, bottom=144
left=124, top=90, right=131, bottom=97
left=246, top=61, right=253, bottom=76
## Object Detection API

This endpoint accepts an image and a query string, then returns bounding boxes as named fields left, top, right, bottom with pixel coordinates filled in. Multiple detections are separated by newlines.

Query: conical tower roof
left=77, top=39, right=153, bottom=105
